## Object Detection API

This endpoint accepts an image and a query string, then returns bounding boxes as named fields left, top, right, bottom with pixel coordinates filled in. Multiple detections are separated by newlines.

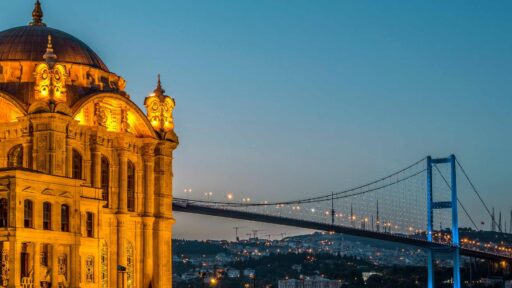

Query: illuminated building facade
left=0, top=1, right=178, bottom=287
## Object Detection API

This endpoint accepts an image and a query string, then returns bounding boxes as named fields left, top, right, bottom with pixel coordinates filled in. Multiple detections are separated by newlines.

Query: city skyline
left=1, top=1, right=510, bottom=239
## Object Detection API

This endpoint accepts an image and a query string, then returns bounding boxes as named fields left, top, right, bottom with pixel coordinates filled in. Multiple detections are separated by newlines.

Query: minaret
left=350, top=203, right=354, bottom=227
left=376, top=200, right=380, bottom=232
left=499, top=211, right=502, bottom=232
left=29, top=0, right=46, bottom=26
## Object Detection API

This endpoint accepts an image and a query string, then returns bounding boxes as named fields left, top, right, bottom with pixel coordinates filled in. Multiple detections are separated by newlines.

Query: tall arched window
left=72, top=149, right=82, bottom=179
left=101, top=156, right=109, bottom=207
left=23, top=200, right=33, bottom=228
left=43, top=202, right=52, bottom=230
left=127, top=161, right=135, bottom=212
left=61, top=204, right=70, bottom=232
left=7, top=145, right=23, bottom=168
left=0, top=198, right=7, bottom=228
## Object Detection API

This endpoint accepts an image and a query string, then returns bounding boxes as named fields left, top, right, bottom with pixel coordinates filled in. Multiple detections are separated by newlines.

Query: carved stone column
left=118, top=150, right=128, bottom=212
left=33, top=243, right=41, bottom=288
left=142, top=217, right=154, bottom=287
left=92, top=146, right=102, bottom=188
left=142, top=150, right=155, bottom=215
left=51, top=244, right=58, bottom=287
left=8, top=238, right=21, bottom=287
left=65, top=139, right=72, bottom=178
left=70, top=245, right=79, bottom=288
left=116, top=215, right=127, bottom=288
left=22, top=137, right=32, bottom=169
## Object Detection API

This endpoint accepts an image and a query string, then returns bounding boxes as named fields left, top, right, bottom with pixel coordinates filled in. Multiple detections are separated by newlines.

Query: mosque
left=0, top=1, right=178, bottom=287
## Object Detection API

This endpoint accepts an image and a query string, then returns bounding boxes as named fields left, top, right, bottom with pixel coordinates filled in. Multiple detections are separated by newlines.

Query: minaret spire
left=153, top=74, right=166, bottom=101
left=30, top=0, right=46, bottom=26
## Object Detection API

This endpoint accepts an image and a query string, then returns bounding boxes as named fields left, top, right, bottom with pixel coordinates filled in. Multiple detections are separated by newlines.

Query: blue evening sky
left=1, top=1, right=511, bottom=239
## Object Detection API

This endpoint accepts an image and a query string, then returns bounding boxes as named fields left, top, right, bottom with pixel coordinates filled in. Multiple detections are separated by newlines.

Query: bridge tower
left=427, top=155, right=461, bottom=288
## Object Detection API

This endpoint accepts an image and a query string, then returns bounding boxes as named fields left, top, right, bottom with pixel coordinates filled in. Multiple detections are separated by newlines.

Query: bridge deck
left=173, top=201, right=512, bottom=263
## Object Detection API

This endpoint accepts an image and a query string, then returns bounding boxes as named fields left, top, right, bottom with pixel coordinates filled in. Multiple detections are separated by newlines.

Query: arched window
left=86, top=212, right=94, bottom=237
left=101, top=156, right=109, bottom=207
left=7, top=145, right=23, bottom=168
left=127, top=161, right=135, bottom=212
left=72, top=149, right=82, bottom=179
left=43, top=202, right=52, bottom=230
left=0, top=198, right=7, bottom=228
left=23, top=200, right=33, bottom=228
left=61, top=204, right=70, bottom=232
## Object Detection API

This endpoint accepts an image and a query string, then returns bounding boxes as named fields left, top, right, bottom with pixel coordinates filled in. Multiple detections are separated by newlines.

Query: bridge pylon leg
left=453, top=248, right=461, bottom=288
left=450, top=155, right=461, bottom=288
left=428, top=249, right=435, bottom=288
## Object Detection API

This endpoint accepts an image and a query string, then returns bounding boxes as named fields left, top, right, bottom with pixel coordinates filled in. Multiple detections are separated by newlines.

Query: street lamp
left=184, top=188, right=192, bottom=200
left=204, top=192, right=213, bottom=201
left=227, top=192, right=233, bottom=201
left=249, top=273, right=256, bottom=288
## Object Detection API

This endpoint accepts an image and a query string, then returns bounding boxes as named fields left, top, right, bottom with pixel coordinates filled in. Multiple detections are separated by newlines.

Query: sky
left=1, top=1, right=511, bottom=240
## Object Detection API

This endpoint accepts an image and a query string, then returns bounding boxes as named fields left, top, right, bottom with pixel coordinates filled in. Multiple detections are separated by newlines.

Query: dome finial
left=154, top=74, right=166, bottom=98
left=43, top=35, right=57, bottom=62
left=30, top=0, right=46, bottom=26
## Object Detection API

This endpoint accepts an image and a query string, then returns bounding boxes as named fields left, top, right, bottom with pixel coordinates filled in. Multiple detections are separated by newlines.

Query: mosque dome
left=0, top=1, right=125, bottom=107
left=0, top=0, right=108, bottom=71
left=0, top=25, right=109, bottom=72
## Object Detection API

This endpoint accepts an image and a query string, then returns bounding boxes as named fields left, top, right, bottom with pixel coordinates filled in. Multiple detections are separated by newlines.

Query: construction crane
left=232, top=226, right=246, bottom=242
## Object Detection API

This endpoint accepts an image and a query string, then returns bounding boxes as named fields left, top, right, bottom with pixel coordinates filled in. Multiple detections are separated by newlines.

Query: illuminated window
left=86, top=212, right=94, bottom=237
left=23, top=200, right=33, bottom=228
left=72, top=149, right=82, bottom=179
left=127, top=161, right=135, bottom=212
left=43, top=202, right=51, bottom=230
left=7, top=145, right=23, bottom=168
left=101, top=156, right=109, bottom=207
left=0, top=198, right=7, bottom=228
left=21, top=244, right=29, bottom=277
left=40, top=244, right=49, bottom=267
left=61, top=204, right=70, bottom=232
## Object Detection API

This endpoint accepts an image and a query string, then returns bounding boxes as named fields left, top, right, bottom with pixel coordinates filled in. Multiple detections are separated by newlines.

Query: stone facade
left=0, top=2, right=178, bottom=287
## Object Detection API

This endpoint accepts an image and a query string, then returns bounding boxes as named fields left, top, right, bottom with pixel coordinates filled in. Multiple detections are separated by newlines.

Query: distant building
left=243, top=268, right=256, bottom=277
left=226, top=268, right=241, bottom=278
left=278, top=276, right=342, bottom=288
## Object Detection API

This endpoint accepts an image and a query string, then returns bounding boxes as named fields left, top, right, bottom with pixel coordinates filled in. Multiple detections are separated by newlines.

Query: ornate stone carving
left=101, top=243, right=108, bottom=288
left=126, top=241, right=134, bottom=288
left=33, top=36, right=68, bottom=104
left=144, top=75, right=175, bottom=133
left=0, top=248, right=9, bottom=286
left=85, top=255, right=94, bottom=283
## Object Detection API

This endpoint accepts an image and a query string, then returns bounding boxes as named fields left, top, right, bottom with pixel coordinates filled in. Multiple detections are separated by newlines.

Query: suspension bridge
left=172, top=155, right=512, bottom=288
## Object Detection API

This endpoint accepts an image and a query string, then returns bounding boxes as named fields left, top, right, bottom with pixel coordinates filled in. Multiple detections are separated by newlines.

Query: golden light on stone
left=0, top=2, right=178, bottom=287
left=144, top=75, right=176, bottom=133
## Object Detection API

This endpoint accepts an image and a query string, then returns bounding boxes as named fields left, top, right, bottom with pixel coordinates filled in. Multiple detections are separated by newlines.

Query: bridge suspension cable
left=179, top=156, right=427, bottom=207
left=456, top=158, right=502, bottom=233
